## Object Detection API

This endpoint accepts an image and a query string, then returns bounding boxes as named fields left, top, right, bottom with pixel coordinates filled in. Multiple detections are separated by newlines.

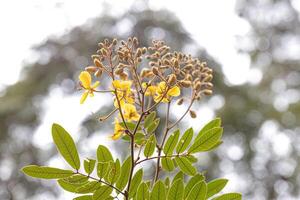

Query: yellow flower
left=112, top=80, right=135, bottom=107
left=154, top=81, right=180, bottom=103
left=110, top=118, right=125, bottom=140
left=79, top=71, right=100, bottom=104
left=142, top=82, right=157, bottom=96
left=123, top=103, right=140, bottom=121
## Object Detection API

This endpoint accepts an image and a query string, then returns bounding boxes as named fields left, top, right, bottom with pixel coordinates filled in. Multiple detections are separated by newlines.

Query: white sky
left=0, top=0, right=252, bottom=90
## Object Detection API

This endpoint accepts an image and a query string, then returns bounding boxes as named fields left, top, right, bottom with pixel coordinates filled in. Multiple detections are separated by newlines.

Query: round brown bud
left=114, top=67, right=123, bottom=75
left=167, top=74, right=177, bottom=85
left=194, top=82, right=201, bottom=91
left=184, top=64, right=193, bottom=70
left=152, top=67, right=160, bottom=75
left=180, top=80, right=192, bottom=88
left=177, top=98, right=184, bottom=105
left=120, top=72, right=128, bottom=80
left=203, top=89, right=213, bottom=95
left=189, top=110, right=197, bottom=118
left=94, top=69, right=102, bottom=77
left=142, top=47, right=147, bottom=54
left=85, top=66, right=97, bottom=73
left=112, top=38, right=118, bottom=45
left=203, top=74, right=213, bottom=82
left=94, top=58, right=103, bottom=68
left=133, top=37, right=138, bottom=45
left=136, top=48, right=142, bottom=57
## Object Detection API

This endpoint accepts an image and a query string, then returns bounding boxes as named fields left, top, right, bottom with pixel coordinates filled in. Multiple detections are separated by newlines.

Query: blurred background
left=0, top=0, right=299, bottom=199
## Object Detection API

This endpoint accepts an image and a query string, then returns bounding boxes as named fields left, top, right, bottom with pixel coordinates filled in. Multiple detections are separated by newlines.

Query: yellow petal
left=168, top=86, right=180, bottom=97
left=79, top=71, right=91, bottom=89
left=112, top=80, right=122, bottom=89
left=112, top=80, right=132, bottom=90
left=111, top=133, right=122, bottom=140
left=91, top=81, right=100, bottom=89
left=80, top=91, right=89, bottom=104
left=131, top=113, right=140, bottom=121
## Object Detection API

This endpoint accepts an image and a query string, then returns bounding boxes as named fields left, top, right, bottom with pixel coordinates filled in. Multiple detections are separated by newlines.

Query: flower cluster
left=78, top=38, right=213, bottom=140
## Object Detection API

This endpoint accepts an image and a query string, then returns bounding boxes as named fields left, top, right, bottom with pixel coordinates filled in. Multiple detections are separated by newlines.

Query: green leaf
left=122, top=132, right=145, bottom=141
left=196, top=118, right=221, bottom=141
left=116, top=156, right=132, bottom=191
left=188, top=127, right=223, bottom=153
left=184, top=174, right=205, bottom=198
left=22, top=165, right=73, bottom=179
left=161, top=158, right=175, bottom=172
left=129, top=169, right=144, bottom=198
left=136, top=182, right=150, bottom=200
left=176, top=128, right=193, bottom=154
left=174, top=157, right=197, bottom=176
left=107, top=159, right=121, bottom=184
left=97, top=145, right=113, bottom=162
left=164, top=177, right=170, bottom=193
left=93, top=185, right=113, bottom=200
left=120, top=121, right=140, bottom=132
left=167, top=178, right=184, bottom=200
left=84, top=159, right=96, bottom=175
left=73, top=195, right=92, bottom=200
left=186, top=155, right=198, bottom=163
left=212, top=193, right=242, bottom=200
left=76, top=181, right=101, bottom=193
left=144, top=111, right=156, bottom=128
left=150, top=180, right=166, bottom=200
left=58, top=175, right=88, bottom=193
left=97, top=162, right=110, bottom=179
left=52, top=123, right=80, bottom=170
left=172, top=171, right=184, bottom=185
left=64, top=174, right=88, bottom=184
left=187, top=181, right=207, bottom=200
left=207, top=178, right=228, bottom=198
left=147, top=118, right=160, bottom=133
left=144, top=135, right=156, bottom=157
left=163, top=130, right=180, bottom=155
left=206, top=141, right=223, bottom=151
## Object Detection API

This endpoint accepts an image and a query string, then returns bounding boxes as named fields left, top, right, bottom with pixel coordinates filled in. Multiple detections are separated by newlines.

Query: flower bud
left=85, top=66, right=97, bottom=73
left=152, top=67, right=160, bottom=75
left=167, top=74, right=177, bottom=85
left=135, top=48, right=142, bottom=58
left=180, top=80, right=192, bottom=88
left=120, top=72, right=128, bottom=80
left=94, top=58, right=103, bottom=68
left=94, top=69, right=102, bottom=77
left=142, top=47, right=147, bottom=54
left=114, top=67, right=123, bottom=75
left=177, top=98, right=184, bottom=105
left=189, top=110, right=197, bottom=118
left=194, top=82, right=201, bottom=91
left=112, top=38, right=118, bottom=45
left=203, top=74, right=213, bottom=82
left=101, top=48, right=108, bottom=56
left=203, top=89, right=213, bottom=95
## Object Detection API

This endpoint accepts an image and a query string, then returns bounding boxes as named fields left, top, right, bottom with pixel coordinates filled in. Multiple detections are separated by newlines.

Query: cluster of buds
left=146, top=40, right=213, bottom=100
left=78, top=37, right=214, bottom=139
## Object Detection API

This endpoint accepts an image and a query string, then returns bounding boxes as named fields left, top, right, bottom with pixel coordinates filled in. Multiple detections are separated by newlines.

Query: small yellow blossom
left=112, top=80, right=135, bottom=107
left=123, top=103, right=140, bottom=121
left=154, top=81, right=180, bottom=103
left=142, top=82, right=157, bottom=96
left=79, top=71, right=100, bottom=104
left=110, top=118, right=125, bottom=140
